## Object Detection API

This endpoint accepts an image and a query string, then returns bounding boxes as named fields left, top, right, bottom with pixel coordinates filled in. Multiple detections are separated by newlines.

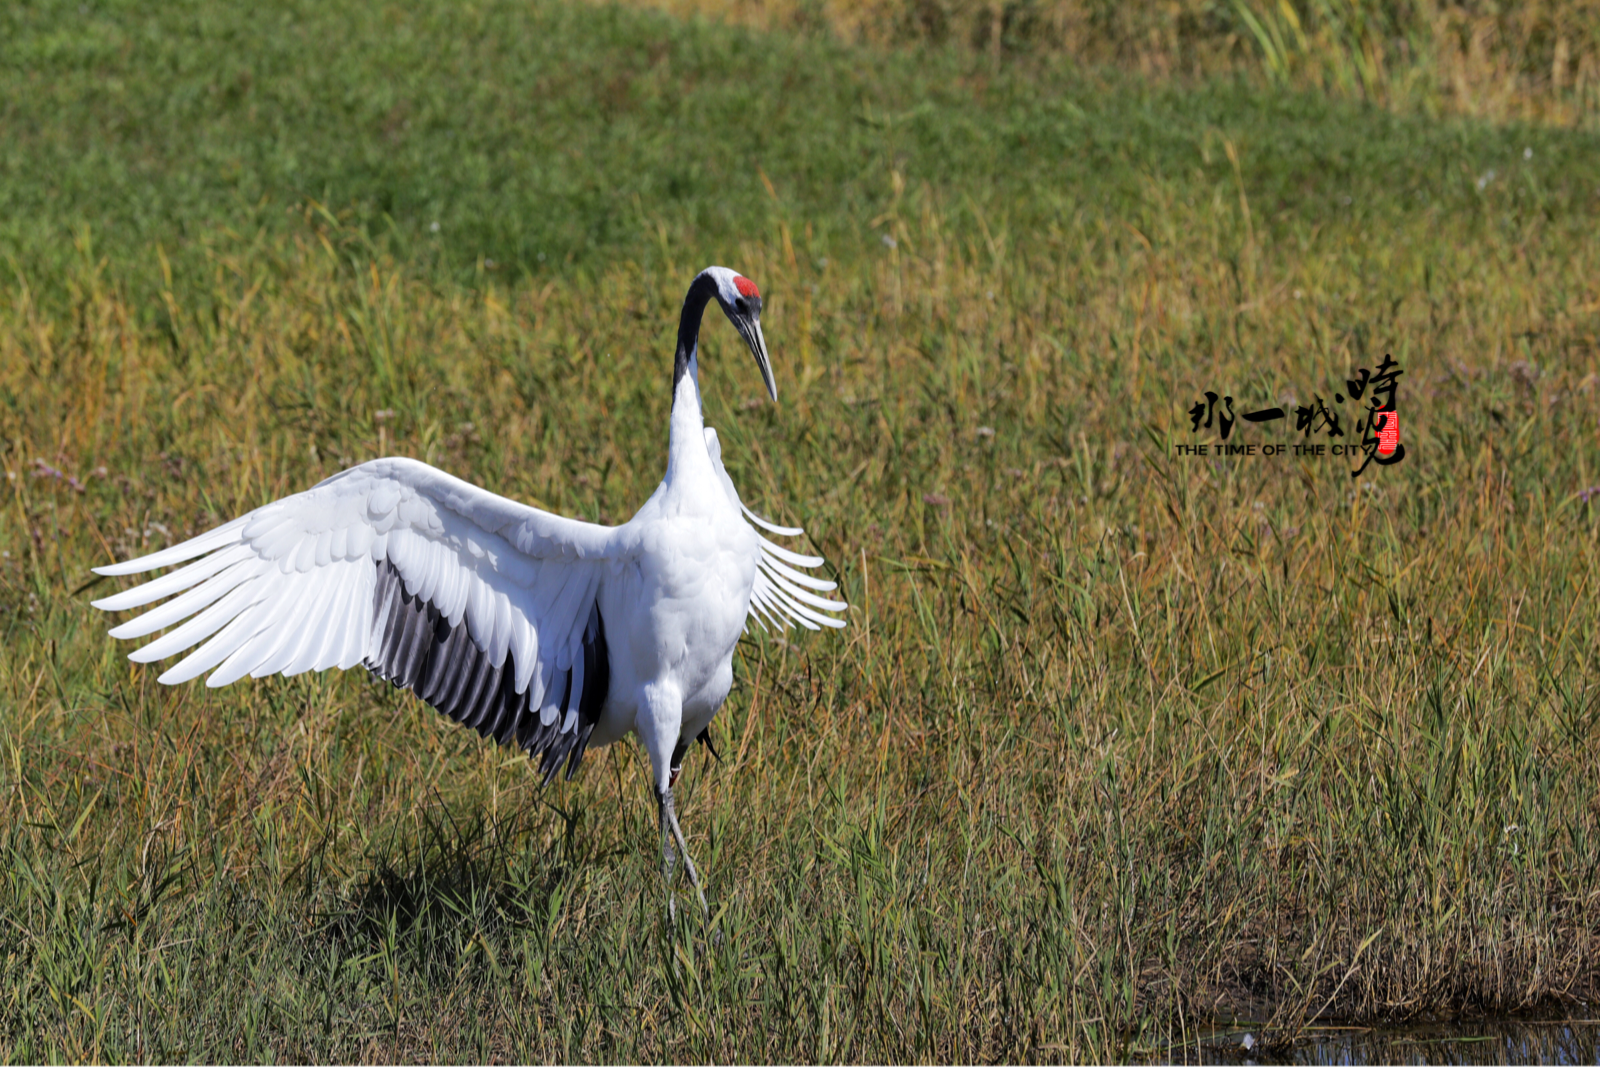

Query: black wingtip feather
left=564, top=722, right=595, bottom=781
left=362, top=560, right=612, bottom=787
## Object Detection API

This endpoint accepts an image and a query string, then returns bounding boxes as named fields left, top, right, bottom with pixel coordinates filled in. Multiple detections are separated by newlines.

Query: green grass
left=3, top=0, right=1600, bottom=1061
left=658, top=0, right=1600, bottom=131
left=6, top=0, right=1597, bottom=293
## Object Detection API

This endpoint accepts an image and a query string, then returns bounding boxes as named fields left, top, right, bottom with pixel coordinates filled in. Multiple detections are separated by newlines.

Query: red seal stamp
left=1375, top=410, right=1399, bottom=456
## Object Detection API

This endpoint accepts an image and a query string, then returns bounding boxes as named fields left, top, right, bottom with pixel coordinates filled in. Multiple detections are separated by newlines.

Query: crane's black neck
left=673, top=271, right=721, bottom=400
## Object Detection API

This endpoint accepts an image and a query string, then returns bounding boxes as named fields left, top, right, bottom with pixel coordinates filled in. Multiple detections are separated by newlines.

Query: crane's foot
left=658, top=786, right=708, bottom=917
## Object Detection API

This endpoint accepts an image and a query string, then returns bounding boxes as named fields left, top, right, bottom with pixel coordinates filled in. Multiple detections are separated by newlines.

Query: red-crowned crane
left=91, top=266, right=847, bottom=912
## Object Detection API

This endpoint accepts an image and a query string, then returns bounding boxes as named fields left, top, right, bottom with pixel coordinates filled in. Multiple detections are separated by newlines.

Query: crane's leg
left=657, top=789, right=678, bottom=921
left=661, top=786, right=708, bottom=914
left=636, top=683, right=707, bottom=917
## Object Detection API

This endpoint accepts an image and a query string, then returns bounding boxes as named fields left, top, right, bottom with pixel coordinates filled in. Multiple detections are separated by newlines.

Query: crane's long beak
left=736, top=314, right=777, bottom=402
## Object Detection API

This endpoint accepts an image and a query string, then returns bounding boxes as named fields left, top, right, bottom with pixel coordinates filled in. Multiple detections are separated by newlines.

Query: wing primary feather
left=764, top=584, right=835, bottom=630
left=275, top=563, right=356, bottom=671
left=335, top=566, right=376, bottom=669
left=164, top=609, right=274, bottom=686
left=206, top=583, right=302, bottom=687
left=326, top=564, right=373, bottom=670
left=539, top=673, right=579, bottom=785
left=249, top=574, right=330, bottom=677
left=768, top=581, right=833, bottom=627
left=759, top=600, right=792, bottom=632
left=739, top=503, right=803, bottom=537
left=749, top=580, right=790, bottom=631
left=478, top=662, right=512, bottom=736
left=443, top=626, right=486, bottom=717
left=538, top=668, right=566, bottom=727
left=577, top=605, right=610, bottom=727
left=444, top=646, right=480, bottom=723
left=759, top=561, right=849, bottom=612
left=395, top=601, right=441, bottom=689
left=92, top=515, right=251, bottom=576
left=753, top=581, right=818, bottom=630
left=419, top=620, right=467, bottom=710
left=565, top=720, right=596, bottom=780
left=105, top=558, right=261, bottom=639
left=207, top=619, right=283, bottom=688
left=757, top=554, right=839, bottom=592
left=128, top=581, right=265, bottom=662
left=91, top=543, right=255, bottom=612
left=436, top=623, right=481, bottom=716
left=372, top=562, right=406, bottom=655
left=228, top=586, right=302, bottom=680
left=486, top=662, right=525, bottom=744
left=413, top=619, right=449, bottom=705
left=509, top=617, right=537, bottom=695
left=565, top=648, right=586, bottom=733
left=458, top=652, right=499, bottom=731
left=532, top=668, right=567, bottom=733
left=488, top=591, right=513, bottom=669
left=284, top=565, right=356, bottom=676
left=370, top=565, right=442, bottom=691
left=756, top=537, right=825, bottom=569
left=305, top=565, right=358, bottom=673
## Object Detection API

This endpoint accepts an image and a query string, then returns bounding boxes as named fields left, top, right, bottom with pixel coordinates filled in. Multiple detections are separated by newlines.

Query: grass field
left=3, top=0, right=1600, bottom=1060
left=628, top=0, right=1600, bottom=128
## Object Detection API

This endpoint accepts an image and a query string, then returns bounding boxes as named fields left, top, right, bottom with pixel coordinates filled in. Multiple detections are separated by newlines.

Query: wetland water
left=1165, top=1018, right=1600, bottom=1064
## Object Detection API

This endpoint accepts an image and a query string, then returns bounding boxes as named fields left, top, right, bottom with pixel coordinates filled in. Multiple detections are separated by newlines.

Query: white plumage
left=92, top=266, right=846, bottom=908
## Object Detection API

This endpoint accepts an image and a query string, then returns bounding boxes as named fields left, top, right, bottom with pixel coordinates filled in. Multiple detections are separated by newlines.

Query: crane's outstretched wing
left=740, top=503, right=848, bottom=632
left=702, top=428, right=847, bottom=633
left=92, top=457, right=619, bottom=782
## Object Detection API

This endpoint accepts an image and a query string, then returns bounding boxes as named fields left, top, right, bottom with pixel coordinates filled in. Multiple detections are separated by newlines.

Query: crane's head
left=702, top=266, right=776, bottom=402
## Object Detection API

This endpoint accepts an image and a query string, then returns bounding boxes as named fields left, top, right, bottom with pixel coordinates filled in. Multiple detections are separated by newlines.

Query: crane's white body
left=92, top=268, right=846, bottom=894
left=590, top=358, right=764, bottom=772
